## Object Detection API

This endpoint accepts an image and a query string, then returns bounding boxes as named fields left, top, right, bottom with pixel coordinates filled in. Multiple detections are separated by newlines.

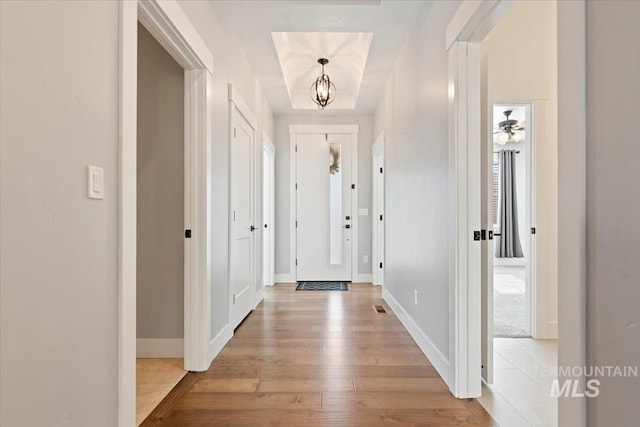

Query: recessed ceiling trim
left=272, top=31, right=373, bottom=110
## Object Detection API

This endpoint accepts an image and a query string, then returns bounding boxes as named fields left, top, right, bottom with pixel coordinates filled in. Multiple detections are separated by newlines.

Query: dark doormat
left=296, top=281, right=349, bottom=291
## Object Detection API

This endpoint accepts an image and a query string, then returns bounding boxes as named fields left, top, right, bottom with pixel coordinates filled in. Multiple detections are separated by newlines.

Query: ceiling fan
left=494, top=109, right=525, bottom=145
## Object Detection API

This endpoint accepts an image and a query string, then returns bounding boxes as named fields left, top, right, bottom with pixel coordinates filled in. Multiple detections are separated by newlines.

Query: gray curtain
left=495, top=149, right=524, bottom=258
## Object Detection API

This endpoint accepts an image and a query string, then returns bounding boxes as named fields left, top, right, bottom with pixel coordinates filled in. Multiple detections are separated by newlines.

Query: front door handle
left=250, top=225, right=256, bottom=232
left=343, top=224, right=351, bottom=229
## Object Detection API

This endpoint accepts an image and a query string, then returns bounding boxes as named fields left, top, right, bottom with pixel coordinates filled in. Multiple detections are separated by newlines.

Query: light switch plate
left=88, top=165, right=104, bottom=200
left=358, top=208, right=368, bottom=216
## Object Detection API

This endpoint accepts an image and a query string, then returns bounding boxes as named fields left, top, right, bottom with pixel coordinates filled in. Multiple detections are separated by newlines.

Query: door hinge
left=531, top=227, right=536, bottom=235
left=233, top=210, right=236, bottom=221
left=295, top=220, right=298, bottom=228
left=351, top=184, right=355, bottom=189
left=295, top=145, right=298, bottom=152
left=232, top=294, right=236, bottom=304
left=380, top=167, right=383, bottom=173
left=379, top=214, right=383, bottom=221
left=325, top=133, right=328, bottom=141
left=295, top=259, right=298, bottom=266
left=379, top=262, right=383, bottom=269
left=233, top=127, right=236, bottom=138
left=295, top=183, right=298, bottom=190
left=185, top=229, right=192, bottom=239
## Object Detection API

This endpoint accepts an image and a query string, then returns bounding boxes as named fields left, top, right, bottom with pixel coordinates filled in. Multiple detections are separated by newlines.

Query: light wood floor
left=141, top=284, right=496, bottom=426
left=137, top=358, right=186, bottom=425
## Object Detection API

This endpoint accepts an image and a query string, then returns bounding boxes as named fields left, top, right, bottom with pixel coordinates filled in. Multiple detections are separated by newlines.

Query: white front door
left=296, top=133, right=353, bottom=281
left=230, top=107, right=255, bottom=329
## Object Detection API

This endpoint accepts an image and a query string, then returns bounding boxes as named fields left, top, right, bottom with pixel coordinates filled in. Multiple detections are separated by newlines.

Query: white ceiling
left=210, top=1, right=430, bottom=116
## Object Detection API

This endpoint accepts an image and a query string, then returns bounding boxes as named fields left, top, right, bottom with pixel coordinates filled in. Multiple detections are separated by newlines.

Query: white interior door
left=296, top=133, right=352, bottom=281
left=230, top=107, right=255, bottom=329
left=262, top=143, right=275, bottom=288
left=481, top=56, right=494, bottom=384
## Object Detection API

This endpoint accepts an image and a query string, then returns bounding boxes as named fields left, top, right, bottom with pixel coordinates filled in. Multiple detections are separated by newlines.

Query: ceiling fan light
left=513, top=132, right=523, bottom=142
left=497, top=132, right=510, bottom=145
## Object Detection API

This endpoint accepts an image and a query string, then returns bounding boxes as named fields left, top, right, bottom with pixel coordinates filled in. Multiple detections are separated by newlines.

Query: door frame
left=262, top=132, right=276, bottom=291
left=447, top=3, right=587, bottom=425
left=228, top=83, right=257, bottom=322
left=289, top=124, right=359, bottom=282
left=371, top=132, right=385, bottom=287
left=118, top=1, right=214, bottom=425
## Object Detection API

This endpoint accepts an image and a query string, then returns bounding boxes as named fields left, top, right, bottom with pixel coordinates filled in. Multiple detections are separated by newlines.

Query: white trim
left=371, top=132, right=385, bottom=288
left=557, top=1, right=587, bottom=424
left=208, top=324, right=233, bottom=362
left=137, top=339, right=184, bottom=358
left=117, top=3, right=137, bottom=425
left=275, top=273, right=295, bottom=284
left=118, top=1, right=214, bottom=425
left=288, top=125, right=360, bottom=282
left=445, top=0, right=514, bottom=51
left=137, top=0, right=213, bottom=73
left=383, top=289, right=450, bottom=385
left=355, top=274, right=373, bottom=284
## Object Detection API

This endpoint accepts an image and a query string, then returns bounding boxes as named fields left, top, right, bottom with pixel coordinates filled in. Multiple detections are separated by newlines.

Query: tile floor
left=478, top=338, right=558, bottom=427
left=136, top=358, right=187, bottom=425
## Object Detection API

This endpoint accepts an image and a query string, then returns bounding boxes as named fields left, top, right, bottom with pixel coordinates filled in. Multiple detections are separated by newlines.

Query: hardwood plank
left=256, top=377, right=355, bottom=392
left=175, top=392, right=322, bottom=410
left=191, top=378, right=259, bottom=393
left=321, top=391, right=465, bottom=410
left=354, top=377, right=450, bottom=393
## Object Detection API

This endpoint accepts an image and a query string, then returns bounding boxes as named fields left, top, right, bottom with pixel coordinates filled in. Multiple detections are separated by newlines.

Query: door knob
left=343, top=224, right=351, bottom=229
left=250, top=225, right=256, bottom=231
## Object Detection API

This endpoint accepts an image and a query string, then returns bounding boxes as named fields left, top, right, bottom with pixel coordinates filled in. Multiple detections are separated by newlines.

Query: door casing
left=372, top=132, right=385, bottom=287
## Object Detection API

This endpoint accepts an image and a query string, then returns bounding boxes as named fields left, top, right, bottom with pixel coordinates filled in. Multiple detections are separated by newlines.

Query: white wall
left=480, top=0, right=558, bottom=338
left=136, top=23, right=185, bottom=341
left=274, top=115, right=373, bottom=282
left=177, top=1, right=275, bottom=341
left=373, top=0, right=462, bottom=366
left=586, top=1, right=640, bottom=425
left=0, top=1, right=119, bottom=425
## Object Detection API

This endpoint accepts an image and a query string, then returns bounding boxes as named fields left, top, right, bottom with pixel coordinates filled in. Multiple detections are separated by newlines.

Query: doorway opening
left=135, top=22, right=187, bottom=425
left=491, top=104, right=533, bottom=339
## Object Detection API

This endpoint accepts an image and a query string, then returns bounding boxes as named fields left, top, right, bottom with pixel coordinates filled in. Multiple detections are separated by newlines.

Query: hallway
left=140, top=284, right=495, bottom=426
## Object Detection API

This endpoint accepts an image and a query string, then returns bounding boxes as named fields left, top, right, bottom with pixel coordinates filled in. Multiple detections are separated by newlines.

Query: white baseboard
left=136, top=338, right=184, bottom=358
left=208, top=324, right=232, bottom=363
left=275, top=273, right=294, bottom=283
left=354, top=274, right=373, bottom=283
left=382, top=289, right=450, bottom=386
